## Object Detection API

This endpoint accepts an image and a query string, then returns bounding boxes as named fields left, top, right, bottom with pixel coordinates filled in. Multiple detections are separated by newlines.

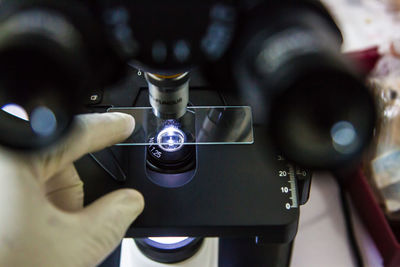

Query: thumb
left=74, top=189, right=144, bottom=266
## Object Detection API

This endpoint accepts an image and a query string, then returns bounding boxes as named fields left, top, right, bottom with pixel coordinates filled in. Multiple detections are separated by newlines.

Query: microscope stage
left=77, top=75, right=301, bottom=243
left=78, top=131, right=299, bottom=242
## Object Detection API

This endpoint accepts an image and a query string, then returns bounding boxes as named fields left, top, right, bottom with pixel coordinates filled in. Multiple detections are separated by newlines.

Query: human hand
left=0, top=113, right=144, bottom=267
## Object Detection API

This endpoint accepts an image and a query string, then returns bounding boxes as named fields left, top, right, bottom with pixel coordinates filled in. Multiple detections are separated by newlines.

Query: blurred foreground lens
left=270, top=70, right=375, bottom=170
left=0, top=102, right=73, bottom=150
left=233, top=4, right=376, bottom=170
left=0, top=6, right=90, bottom=149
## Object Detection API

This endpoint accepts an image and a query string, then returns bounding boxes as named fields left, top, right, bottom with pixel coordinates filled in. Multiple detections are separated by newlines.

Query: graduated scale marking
left=278, top=155, right=299, bottom=210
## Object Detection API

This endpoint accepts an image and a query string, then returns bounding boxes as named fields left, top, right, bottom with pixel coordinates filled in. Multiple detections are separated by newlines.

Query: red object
left=345, top=47, right=381, bottom=74
left=346, top=170, right=400, bottom=267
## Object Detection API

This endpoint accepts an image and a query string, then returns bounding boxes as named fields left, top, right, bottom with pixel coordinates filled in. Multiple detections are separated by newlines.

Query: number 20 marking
left=279, top=171, right=287, bottom=177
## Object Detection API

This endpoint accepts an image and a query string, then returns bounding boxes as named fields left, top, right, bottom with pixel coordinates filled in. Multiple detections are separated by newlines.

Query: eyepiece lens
left=30, top=106, right=58, bottom=137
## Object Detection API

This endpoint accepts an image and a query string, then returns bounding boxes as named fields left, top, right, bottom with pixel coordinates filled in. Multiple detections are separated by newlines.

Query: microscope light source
left=157, top=125, right=186, bottom=152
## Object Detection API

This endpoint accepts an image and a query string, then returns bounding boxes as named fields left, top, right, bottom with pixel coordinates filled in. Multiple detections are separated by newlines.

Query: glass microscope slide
left=107, top=106, right=254, bottom=145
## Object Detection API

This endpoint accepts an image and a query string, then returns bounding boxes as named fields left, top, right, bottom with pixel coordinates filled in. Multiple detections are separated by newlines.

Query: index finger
left=36, top=112, right=135, bottom=182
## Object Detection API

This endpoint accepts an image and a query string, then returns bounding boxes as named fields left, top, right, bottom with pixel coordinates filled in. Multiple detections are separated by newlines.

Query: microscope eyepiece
left=0, top=1, right=125, bottom=149
left=231, top=3, right=376, bottom=170
left=0, top=7, right=86, bottom=149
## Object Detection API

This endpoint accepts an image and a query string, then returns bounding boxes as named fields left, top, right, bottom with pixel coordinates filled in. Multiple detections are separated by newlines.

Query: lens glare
left=331, top=121, right=358, bottom=154
left=157, top=126, right=186, bottom=152
left=1, top=103, right=29, bottom=121
left=30, top=106, right=57, bottom=137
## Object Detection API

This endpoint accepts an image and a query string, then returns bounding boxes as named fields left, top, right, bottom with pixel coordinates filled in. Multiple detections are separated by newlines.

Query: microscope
left=0, top=0, right=376, bottom=266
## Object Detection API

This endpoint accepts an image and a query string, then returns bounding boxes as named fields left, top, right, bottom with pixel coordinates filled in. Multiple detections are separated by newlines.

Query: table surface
left=291, top=173, right=383, bottom=267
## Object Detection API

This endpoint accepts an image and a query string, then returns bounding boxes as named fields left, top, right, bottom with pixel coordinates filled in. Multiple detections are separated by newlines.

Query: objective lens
left=146, top=118, right=195, bottom=175
left=157, top=126, right=186, bottom=152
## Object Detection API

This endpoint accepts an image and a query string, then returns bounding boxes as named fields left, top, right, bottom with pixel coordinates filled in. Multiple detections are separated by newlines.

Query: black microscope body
left=77, top=70, right=312, bottom=266
left=0, top=0, right=375, bottom=266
